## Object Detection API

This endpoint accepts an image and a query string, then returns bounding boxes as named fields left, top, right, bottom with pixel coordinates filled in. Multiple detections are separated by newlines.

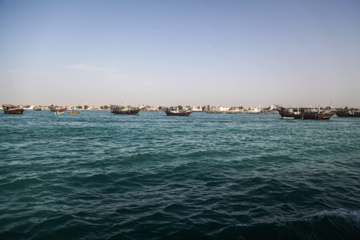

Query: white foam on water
left=309, top=209, right=360, bottom=222
left=235, top=223, right=248, bottom=227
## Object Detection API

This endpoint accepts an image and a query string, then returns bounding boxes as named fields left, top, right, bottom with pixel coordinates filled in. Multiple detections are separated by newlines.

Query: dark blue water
left=1, top=111, right=359, bottom=240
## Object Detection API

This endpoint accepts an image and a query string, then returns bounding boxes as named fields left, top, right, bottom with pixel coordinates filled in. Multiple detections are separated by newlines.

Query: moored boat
left=49, top=106, right=67, bottom=112
left=68, top=110, right=80, bottom=114
left=277, top=107, right=336, bottom=120
left=54, top=111, right=65, bottom=115
left=2, top=104, right=24, bottom=114
left=335, top=109, right=360, bottom=117
left=110, top=105, right=140, bottom=115
left=164, top=109, right=192, bottom=116
left=33, top=107, right=42, bottom=111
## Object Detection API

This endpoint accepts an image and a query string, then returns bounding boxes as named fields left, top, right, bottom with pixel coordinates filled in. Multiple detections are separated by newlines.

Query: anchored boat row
left=2, top=104, right=194, bottom=116
left=3, top=104, right=360, bottom=119
left=110, top=105, right=192, bottom=116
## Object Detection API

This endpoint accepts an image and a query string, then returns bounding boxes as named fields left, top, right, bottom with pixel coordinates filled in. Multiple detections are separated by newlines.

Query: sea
left=1, top=111, right=359, bottom=240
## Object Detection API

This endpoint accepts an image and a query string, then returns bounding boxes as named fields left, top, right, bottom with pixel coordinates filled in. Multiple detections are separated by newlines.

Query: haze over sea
left=1, top=111, right=360, bottom=240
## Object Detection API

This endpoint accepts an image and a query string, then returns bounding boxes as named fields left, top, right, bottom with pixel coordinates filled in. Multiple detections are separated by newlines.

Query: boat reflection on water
left=54, top=111, right=65, bottom=115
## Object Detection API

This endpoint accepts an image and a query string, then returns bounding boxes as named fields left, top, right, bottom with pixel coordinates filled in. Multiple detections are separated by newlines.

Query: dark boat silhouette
left=164, top=109, right=192, bottom=116
left=336, top=109, right=360, bottom=117
left=277, top=107, right=336, bottom=120
left=110, top=105, right=140, bottom=115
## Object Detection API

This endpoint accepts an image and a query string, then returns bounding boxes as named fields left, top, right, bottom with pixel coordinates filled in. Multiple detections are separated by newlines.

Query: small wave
left=230, top=209, right=360, bottom=240
left=309, top=208, right=360, bottom=222
left=2, top=178, right=44, bottom=191
left=235, top=223, right=248, bottom=227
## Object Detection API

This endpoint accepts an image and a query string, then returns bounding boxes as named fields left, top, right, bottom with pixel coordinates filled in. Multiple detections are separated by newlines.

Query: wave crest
left=309, top=208, right=360, bottom=222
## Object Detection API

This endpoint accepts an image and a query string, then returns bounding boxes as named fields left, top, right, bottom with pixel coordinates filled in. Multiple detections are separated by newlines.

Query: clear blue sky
left=1, top=0, right=359, bottom=107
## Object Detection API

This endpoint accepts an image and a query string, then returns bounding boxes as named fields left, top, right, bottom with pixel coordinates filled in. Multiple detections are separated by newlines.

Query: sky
left=0, top=0, right=359, bottom=108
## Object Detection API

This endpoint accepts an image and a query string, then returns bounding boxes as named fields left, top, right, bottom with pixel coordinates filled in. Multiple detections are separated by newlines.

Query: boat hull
left=277, top=107, right=336, bottom=120
left=2, top=104, right=24, bottom=114
left=279, top=112, right=334, bottom=120
left=165, top=111, right=192, bottom=116
left=68, top=111, right=80, bottom=114
left=336, top=112, right=360, bottom=117
left=111, top=109, right=140, bottom=115
left=50, top=107, right=67, bottom=112
left=3, top=109, right=24, bottom=114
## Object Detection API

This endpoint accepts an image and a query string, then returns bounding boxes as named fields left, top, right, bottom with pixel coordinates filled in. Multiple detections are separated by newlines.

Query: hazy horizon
left=1, top=0, right=360, bottom=108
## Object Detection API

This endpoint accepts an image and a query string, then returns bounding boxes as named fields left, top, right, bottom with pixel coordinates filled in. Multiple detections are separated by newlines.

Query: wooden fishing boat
left=110, top=105, right=140, bottom=115
left=336, top=109, right=360, bottom=117
left=277, top=107, right=336, bottom=120
left=33, top=107, right=42, bottom=111
left=2, top=104, right=24, bottom=114
left=49, top=106, right=67, bottom=112
left=164, top=109, right=192, bottom=116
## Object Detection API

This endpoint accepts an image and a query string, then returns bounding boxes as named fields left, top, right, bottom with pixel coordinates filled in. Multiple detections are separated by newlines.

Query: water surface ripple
left=1, top=111, right=359, bottom=239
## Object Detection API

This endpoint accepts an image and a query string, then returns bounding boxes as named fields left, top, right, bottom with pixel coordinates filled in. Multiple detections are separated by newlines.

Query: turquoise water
left=1, top=111, right=359, bottom=240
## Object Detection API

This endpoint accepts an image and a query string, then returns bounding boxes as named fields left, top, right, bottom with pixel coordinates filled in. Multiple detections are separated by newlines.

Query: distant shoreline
left=25, top=109, right=111, bottom=111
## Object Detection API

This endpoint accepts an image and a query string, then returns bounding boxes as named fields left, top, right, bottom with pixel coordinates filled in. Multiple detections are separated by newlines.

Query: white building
left=219, top=106, right=230, bottom=111
left=247, top=107, right=260, bottom=113
left=191, top=106, right=202, bottom=112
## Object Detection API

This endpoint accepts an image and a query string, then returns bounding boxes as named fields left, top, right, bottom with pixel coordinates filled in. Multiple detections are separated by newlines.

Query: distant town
left=17, top=104, right=342, bottom=114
